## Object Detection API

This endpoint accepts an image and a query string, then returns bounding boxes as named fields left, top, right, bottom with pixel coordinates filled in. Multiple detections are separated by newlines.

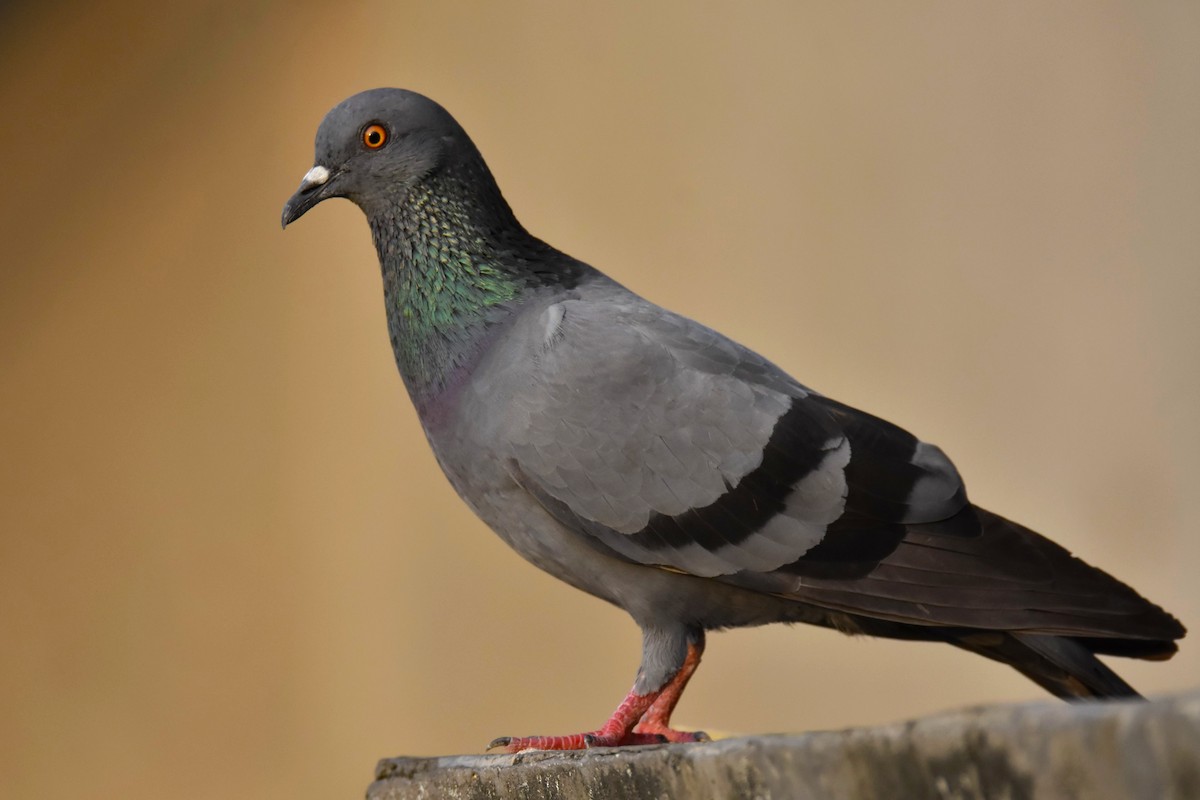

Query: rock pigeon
left=282, top=88, right=1185, bottom=752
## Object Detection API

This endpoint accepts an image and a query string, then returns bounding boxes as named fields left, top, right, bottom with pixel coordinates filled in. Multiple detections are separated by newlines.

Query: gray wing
left=483, top=286, right=1182, bottom=644
left=499, top=289, right=966, bottom=582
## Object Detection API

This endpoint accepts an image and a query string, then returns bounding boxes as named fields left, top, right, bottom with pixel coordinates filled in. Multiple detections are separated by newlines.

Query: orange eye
left=363, top=124, right=387, bottom=149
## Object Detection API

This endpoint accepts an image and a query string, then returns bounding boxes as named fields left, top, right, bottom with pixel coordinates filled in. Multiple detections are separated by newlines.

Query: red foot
left=488, top=637, right=710, bottom=753
left=488, top=730, right=668, bottom=752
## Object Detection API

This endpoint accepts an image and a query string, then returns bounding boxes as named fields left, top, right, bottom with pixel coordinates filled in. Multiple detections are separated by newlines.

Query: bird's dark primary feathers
left=283, top=88, right=1185, bottom=751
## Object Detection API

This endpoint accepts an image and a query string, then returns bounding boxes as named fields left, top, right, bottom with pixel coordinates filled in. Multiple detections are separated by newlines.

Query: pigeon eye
left=363, top=124, right=388, bottom=149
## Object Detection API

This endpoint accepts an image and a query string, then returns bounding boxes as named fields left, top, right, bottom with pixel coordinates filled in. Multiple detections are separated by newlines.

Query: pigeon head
left=281, top=88, right=470, bottom=228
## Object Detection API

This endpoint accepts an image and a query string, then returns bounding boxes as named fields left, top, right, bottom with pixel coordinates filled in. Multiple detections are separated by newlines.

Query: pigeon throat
left=370, top=164, right=556, bottom=401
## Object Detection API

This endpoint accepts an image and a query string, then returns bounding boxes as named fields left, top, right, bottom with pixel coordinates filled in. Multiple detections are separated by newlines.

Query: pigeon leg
left=633, top=631, right=709, bottom=742
left=488, top=626, right=709, bottom=752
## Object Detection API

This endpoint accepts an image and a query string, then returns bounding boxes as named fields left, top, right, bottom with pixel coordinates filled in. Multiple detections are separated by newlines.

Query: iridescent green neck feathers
left=369, top=159, right=571, bottom=402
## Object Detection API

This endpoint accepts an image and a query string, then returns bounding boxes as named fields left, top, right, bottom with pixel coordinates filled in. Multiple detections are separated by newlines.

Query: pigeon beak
left=281, top=165, right=335, bottom=229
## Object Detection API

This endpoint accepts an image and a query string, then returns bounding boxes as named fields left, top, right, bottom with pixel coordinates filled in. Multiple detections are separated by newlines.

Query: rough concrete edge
left=368, top=689, right=1200, bottom=800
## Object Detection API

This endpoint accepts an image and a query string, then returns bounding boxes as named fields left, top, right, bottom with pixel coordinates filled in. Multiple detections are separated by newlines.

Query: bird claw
left=486, top=737, right=512, bottom=751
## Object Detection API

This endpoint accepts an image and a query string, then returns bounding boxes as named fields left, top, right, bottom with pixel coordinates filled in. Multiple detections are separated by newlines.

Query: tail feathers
left=775, top=506, right=1187, bottom=644
left=955, top=631, right=1142, bottom=700
left=1075, top=636, right=1179, bottom=661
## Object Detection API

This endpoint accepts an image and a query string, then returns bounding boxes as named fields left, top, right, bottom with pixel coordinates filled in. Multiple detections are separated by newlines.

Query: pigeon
left=282, top=88, right=1185, bottom=752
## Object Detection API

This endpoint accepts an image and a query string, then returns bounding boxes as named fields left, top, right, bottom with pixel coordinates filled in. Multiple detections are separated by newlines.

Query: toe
left=632, top=724, right=710, bottom=744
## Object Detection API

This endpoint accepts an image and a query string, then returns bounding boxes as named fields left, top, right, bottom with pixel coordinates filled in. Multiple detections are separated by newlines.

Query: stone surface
left=368, top=690, right=1200, bottom=799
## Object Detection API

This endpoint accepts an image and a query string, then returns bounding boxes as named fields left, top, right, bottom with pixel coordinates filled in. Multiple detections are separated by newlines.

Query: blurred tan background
left=2, top=1, right=1197, bottom=798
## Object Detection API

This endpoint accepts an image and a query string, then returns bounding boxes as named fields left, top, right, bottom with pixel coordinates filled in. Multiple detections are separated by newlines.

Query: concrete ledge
left=369, top=689, right=1200, bottom=799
